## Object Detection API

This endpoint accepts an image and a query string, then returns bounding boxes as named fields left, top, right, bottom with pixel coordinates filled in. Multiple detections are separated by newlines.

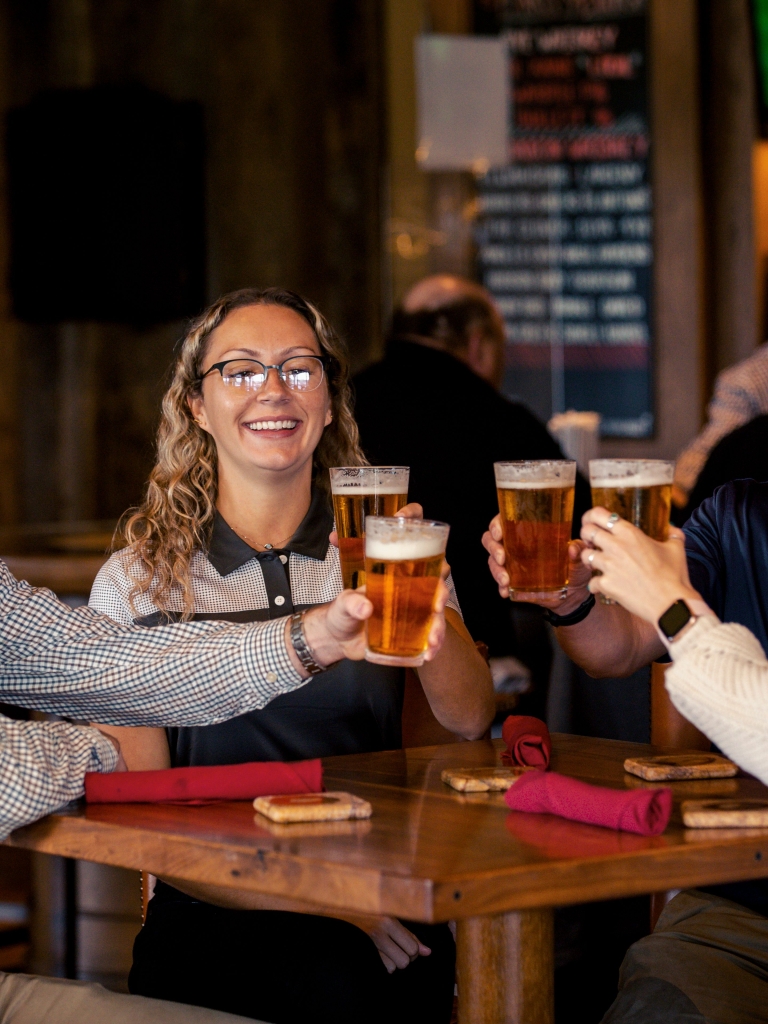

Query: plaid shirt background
left=675, top=342, right=768, bottom=495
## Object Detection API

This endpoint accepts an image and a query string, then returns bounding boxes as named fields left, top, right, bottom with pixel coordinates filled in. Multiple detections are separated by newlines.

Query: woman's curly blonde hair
left=117, top=287, right=366, bottom=618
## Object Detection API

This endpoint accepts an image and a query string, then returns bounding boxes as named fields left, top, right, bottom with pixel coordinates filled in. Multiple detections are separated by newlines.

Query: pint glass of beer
left=330, top=467, right=409, bottom=589
left=494, top=461, right=577, bottom=601
left=364, top=516, right=449, bottom=667
left=588, top=460, right=673, bottom=540
left=589, top=459, right=674, bottom=604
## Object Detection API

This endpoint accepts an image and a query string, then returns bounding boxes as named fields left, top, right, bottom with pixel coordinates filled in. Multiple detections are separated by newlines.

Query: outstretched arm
left=0, top=561, right=374, bottom=727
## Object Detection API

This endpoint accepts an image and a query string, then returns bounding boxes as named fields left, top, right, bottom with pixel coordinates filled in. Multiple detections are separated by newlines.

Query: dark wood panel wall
left=0, top=0, right=384, bottom=527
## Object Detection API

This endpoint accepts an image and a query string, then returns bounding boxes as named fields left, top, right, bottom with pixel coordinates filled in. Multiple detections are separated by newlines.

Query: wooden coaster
left=623, top=775, right=739, bottom=797
left=623, top=753, right=737, bottom=782
left=441, top=766, right=532, bottom=793
left=253, top=792, right=372, bottom=824
left=255, top=817, right=373, bottom=839
left=682, top=799, right=768, bottom=828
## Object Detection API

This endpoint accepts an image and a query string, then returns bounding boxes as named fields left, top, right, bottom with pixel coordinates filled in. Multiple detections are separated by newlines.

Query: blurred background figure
left=673, top=342, right=768, bottom=515
left=353, top=274, right=590, bottom=721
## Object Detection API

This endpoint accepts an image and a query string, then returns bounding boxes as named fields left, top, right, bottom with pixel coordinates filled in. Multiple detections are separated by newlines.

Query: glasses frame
left=198, top=356, right=328, bottom=393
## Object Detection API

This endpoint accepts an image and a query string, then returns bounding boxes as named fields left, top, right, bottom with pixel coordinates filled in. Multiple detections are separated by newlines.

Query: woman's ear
left=188, top=393, right=208, bottom=431
left=324, top=407, right=333, bottom=428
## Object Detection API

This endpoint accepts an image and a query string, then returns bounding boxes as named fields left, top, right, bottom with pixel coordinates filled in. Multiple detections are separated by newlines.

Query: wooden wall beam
left=600, top=0, right=706, bottom=460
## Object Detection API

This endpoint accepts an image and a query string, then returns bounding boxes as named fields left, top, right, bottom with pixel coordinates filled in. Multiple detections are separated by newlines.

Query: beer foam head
left=494, top=460, right=576, bottom=489
left=364, top=517, right=449, bottom=561
left=330, top=467, right=409, bottom=494
left=589, top=459, right=673, bottom=488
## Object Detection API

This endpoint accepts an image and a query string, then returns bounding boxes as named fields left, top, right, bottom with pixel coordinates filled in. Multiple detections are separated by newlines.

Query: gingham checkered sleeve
left=0, top=560, right=305, bottom=726
left=0, top=715, right=118, bottom=840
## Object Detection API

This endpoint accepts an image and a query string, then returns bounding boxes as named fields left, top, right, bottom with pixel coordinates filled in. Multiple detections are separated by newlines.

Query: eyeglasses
left=198, top=356, right=327, bottom=393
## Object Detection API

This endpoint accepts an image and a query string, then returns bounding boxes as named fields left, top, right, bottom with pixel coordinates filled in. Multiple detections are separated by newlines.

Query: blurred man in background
left=353, top=274, right=589, bottom=719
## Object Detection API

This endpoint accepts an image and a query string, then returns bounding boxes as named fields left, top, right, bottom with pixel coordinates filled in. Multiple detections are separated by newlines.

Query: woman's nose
left=257, top=366, right=289, bottom=399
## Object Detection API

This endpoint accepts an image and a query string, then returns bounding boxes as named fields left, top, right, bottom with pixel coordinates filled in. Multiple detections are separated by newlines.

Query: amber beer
left=588, top=460, right=674, bottom=541
left=494, top=461, right=577, bottom=601
left=330, top=467, right=409, bottom=589
left=364, top=516, right=449, bottom=667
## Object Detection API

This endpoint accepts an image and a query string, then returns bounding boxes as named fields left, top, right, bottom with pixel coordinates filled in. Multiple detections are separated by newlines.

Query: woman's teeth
left=246, top=420, right=298, bottom=431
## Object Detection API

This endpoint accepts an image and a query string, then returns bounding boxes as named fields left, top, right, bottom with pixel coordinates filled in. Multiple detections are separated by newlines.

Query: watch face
left=659, top=600, right=691, bottom=639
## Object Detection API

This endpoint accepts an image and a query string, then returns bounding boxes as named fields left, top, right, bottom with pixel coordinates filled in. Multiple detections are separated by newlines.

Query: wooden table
left=7, top=735, right=768, bottom=1023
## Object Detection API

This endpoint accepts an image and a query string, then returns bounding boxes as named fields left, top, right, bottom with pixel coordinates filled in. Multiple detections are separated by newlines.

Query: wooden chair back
left=650, top=661, right=709, bottom=750
left=649, top=660, right=709, bottom=931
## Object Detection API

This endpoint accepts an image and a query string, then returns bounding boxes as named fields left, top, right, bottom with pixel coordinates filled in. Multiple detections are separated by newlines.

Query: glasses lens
left=281, top=356, right=324, bottom=392
left=220, top=360, right=267, bottom=390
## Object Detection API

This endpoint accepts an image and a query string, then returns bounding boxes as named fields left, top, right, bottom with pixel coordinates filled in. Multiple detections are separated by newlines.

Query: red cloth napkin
left=504, top=770, right=672, bottom=836
left=501, top=715, right=552, bottom=768
left=84, top=759, right=322, bottom=805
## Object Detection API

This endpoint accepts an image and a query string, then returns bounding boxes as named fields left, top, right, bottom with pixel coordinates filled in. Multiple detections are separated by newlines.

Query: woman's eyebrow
left=217, top=345, right=320, bottom=360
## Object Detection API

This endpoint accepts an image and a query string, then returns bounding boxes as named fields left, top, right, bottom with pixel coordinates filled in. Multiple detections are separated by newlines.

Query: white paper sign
left=415, top=34, right=509, bottom=173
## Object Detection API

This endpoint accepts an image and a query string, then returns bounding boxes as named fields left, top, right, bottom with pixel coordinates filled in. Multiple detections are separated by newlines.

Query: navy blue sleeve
left=683, top=489, right=726, bottom=618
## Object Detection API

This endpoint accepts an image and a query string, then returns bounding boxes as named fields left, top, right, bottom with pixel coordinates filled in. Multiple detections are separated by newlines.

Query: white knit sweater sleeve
left=666, top=616, right=768, bottom=784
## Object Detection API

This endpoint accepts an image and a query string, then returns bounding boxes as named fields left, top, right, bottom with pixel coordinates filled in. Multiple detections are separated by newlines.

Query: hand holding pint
left=588, top=460, right=673, bottom=541
left=588, top=459, right=673, bottom=605
left=330, top=467, right=410, bottom=589
left=364, top=516, right=449, bottom=667
left=494, top=460, right=576, bottom=602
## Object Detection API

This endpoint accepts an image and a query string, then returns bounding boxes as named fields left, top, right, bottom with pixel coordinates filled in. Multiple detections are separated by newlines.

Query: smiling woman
left=114, top=288, right=363, bottom=618
left=87, top=288, right=493, bottom=1024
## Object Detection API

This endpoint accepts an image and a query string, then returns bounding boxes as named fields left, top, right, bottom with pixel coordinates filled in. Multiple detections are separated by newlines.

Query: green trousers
left=602, top=889, right=768, bottom=1024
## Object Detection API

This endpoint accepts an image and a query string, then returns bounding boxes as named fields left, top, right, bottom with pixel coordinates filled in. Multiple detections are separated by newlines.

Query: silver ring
left=590, top=529, right=598, bottom=544
left=587, top=552, right=595, bottom=565
left=605, top=513, right=620, bottom=530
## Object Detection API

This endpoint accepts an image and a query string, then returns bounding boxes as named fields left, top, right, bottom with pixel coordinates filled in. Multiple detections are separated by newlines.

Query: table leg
left=456, top=909, right=554, bottom=1024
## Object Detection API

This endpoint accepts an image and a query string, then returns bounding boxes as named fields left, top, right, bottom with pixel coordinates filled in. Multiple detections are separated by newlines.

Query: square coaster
left=623, top=753, right=737, bottom=782
left=682, top=799, right=768, bottom=828
left=441, top=766, right=533, bottom=793
left=253, top=791, right=372, bottom=823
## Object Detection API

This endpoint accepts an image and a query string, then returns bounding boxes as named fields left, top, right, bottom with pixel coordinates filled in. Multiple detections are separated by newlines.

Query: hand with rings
left=482, top=513, right=593, bottom=611
left=578, top=506, right=700, bottom=623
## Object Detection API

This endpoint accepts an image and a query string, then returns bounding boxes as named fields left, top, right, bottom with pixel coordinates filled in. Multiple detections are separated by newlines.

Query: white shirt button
left=265, top=671, right=277, bottom=683
left=274, top=595, right=285, bottom=606
left=279, top=554, right=288, bottom=564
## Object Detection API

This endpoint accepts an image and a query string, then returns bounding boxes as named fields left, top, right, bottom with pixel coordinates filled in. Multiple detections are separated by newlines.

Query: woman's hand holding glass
left=482, top=513, right=592, bottom=614
left=579, top=507, right=702, bottom=624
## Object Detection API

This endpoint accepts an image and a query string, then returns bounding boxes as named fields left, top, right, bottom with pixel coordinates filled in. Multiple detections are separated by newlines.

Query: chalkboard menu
left=475, top=0, right=652, bottom=437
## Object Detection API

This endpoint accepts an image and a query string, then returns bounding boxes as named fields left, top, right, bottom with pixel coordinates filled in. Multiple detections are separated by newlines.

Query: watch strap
left=289, top=611, right=325, bottom=676
left=543, top=593, right=595, bottom=627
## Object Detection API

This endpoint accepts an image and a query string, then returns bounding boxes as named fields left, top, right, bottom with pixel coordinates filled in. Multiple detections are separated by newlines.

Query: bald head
left=402, top=274, right=494, bottom=314
left=394, top=275, right=506, bottom=390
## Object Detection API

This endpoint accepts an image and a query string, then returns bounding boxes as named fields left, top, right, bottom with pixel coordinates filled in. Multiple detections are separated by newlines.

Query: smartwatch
left=658, top=599, right=695, bottom=641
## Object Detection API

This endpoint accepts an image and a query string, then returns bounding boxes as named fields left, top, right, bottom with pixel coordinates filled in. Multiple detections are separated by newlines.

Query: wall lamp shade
left=415, top=34, right=509, bottom=173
